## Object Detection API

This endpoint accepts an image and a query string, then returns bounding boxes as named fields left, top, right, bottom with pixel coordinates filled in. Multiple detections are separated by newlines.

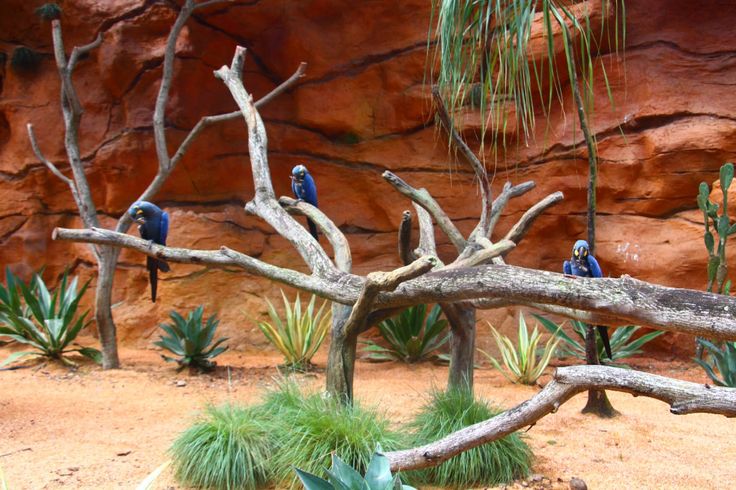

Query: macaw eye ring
left=135, top=209, right=143, bottom=215
left=583, top=249, right=588, bottom=256
left=574, top=249, right=579, bottom=257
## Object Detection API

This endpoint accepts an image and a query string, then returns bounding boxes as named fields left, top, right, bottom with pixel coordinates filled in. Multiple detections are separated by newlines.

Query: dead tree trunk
left=581, top=325, right=618, bottom=417
left=27, top=2, right=306, bottom=368
left=442, top=303, right=477, bottom=393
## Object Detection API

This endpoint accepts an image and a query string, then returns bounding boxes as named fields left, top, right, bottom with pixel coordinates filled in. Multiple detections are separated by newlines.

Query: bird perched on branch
left=128, top=201, right=170, bottom=303
left=290, top=164, right=319, bottom=240
left=563, top=239, right=612, bottom=359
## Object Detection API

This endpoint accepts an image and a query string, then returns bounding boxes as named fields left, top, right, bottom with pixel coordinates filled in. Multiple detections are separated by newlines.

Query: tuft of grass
left=170, top=404, right=272, bottom=490
left=261, top=380, right=406, bottom=487
left=35, top=3, right=62, bottom=21
left=406, top=389, right=532, bottom=488
left=10, top=47, right=41, bottom=73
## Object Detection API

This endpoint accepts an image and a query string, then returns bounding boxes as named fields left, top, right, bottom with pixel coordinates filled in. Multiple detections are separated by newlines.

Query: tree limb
left=383, top=171, right=466, bottom=253
left=53, top=226, right=736, bottom=340
left=214, top=46, right=336, bottom=277
left=26, top=124, right=81, bottom=208
left=432, top=87, right=492, bottom=241
left=385, top=365, right=736, bottom=472
left=503, top=191, right=564, bottom=244
left=488, top=181, right=536, bottom=237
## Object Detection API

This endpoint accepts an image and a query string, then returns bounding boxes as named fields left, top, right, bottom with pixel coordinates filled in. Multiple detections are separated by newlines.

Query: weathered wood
left=398, top=210, right=416, bottom=266
left=53, top=227, right=736, bottom=341
left=385, top=365, right=736, bottom=472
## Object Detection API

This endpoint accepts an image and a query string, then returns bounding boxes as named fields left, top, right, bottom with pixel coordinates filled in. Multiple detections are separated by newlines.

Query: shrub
left=170, top=404, right=271, bottom=490
left=406, top=389, right=532, bottom=488
left=296, top=449, right=416, bottom=490
left=155, top=306, right=228, bottom=372
left=535, top=315, right=664, bottom=368
left=10, top=47, right=41, bottom=72
left=261, top=381, right=405, bottom=487
left=480, top=312, right=560, bottom=385
left=256, top=290, right=330, bottom=372
left=362, top=304, right=449, bottom=363
left=0, top=268, right=100, bottom=367
left=694, top=339, right=736, bottom=387
left=35, top=3, right=62, bottom=21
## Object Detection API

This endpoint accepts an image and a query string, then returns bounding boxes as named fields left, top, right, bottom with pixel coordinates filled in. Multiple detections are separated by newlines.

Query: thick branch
left=413, top=203, right=438, bottom=259
left=383, top=171, right=465, bottom=252
left=27, top=124, right=81, bottom=208
left=432, top=87, right=491, bottom=240
left=385, top=365, right=736, bottom=472
left=473, top=298, right=622, bottom=326
left=503, top=191, right=564, bottom=244
left=488, top=181, right=536, bottom=237
left=53, top=227, right=736, bottom=340
left=279, top=196, right=351, bottom=272
left=450, top=239, right=516, bottom=268
left=214, top=46, right=335, bottom=277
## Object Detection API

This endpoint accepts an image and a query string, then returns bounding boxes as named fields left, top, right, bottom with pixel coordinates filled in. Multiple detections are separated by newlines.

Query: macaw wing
left=588, top=254, right=603, bottom=278
left=291, top=179, right=301, bottom=199
left=160, top=211, right=169, bottom=246
left=303, top=174, right=318, bottom=207
left=563, top=260, right=572, bottom=275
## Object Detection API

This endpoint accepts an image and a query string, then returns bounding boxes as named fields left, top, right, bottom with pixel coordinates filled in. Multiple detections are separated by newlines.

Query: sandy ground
left=1, top=345, right=735, bottom=490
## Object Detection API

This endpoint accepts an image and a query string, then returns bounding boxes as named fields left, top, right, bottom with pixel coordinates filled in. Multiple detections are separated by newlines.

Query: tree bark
left=325, top=306, right=358, bottom=403
left=442, top=303, right=477, bottom=394
left=581, top=325, right=618, bottom=417
left=95, top=247, right=120, bottom=368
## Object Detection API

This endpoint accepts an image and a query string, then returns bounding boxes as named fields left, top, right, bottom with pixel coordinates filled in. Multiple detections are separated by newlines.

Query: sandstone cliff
left=1, top=0, right=735, bottom=355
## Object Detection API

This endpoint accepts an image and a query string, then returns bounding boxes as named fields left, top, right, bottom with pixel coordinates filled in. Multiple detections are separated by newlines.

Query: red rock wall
left=1, top=0, right=735, bottom=354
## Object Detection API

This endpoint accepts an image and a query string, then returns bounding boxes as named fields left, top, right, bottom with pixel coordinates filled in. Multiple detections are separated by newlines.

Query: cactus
left=696, top=162, right=736, bottom=358
left=697, top=162, right=736, bottom=295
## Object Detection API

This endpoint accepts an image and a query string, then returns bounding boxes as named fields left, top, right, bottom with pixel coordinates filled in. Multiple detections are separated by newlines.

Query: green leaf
left=364, top=452, right=392, bottom=489
left=0, top=350, right=39, bottom=367
left=295, top=468, right=334, bottom=490
left=704, top=231, right=715, bottom=254
left=75, top=346, right=103, bottom=364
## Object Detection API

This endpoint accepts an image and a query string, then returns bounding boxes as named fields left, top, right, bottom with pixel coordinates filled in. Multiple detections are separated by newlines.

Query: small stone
left=176, top=380, right=187, bottom=387
left=531, top=474, right=544, bottom=482
left=67, top=467, right=79, bottom=472
left=569, top=477, right=587, bottom=490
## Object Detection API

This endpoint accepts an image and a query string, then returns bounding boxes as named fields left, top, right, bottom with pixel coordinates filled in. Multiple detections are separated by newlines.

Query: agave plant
left=155, top=306, right=228, bottom=372
left=362, top=304, right=449, bottom=363
left=694, top=339, right=736, bottom=387
left=0, top=268, right=100, bottom=367
left=535, top=314, right=664, bottom=368
left=480, top=312, right=560, bottom=385
left=295, top=448, right=416, bottom=490
left=256, top=290, right=331, bottom=372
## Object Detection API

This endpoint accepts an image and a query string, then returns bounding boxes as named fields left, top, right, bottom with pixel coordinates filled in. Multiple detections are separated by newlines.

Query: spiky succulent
left=155, top=306, right=228, bottom=372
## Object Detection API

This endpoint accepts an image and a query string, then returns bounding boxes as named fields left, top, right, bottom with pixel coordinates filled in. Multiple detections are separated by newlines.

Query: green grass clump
left=261, top=381, right=406, bottom=487
left=406, top=389, right=532, bottom=488
left=10, top=47, right=41, bottom=72
left=35, top=3, right=62, bottom=21
left=170, top=404, right=272, bottom=490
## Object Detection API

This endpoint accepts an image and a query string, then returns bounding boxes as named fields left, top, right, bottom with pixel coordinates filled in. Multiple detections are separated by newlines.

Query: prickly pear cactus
left=697, top=162, right=736, bottom=295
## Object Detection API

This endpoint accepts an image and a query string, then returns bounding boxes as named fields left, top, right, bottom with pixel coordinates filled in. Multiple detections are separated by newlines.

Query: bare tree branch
left=68, top=32, right=103, bottom=71
left=53, top=226, right=736, bottom=340
left=214, top=46, right=336, bottom=277
left=26, top=124, right=81, bottom=207
left=432, top=87, right=492, bottom=240
left=450, top=239, right=516, bottom=268
left=385, top=365, right=736, bottom=472
left=502, top=191, right=564, bottom=243
left=279, top=196, right=351, bottom=272
left=488, top=180, right=535, bottom=237
left=170, top=62, right=307, bottom=169
left=413, top=203, right=439, bottom=259
left=383, top=170, right=466, bottom=252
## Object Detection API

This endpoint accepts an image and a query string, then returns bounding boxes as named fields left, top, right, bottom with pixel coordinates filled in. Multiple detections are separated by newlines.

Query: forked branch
left=385, top=365, right=736, bottom=472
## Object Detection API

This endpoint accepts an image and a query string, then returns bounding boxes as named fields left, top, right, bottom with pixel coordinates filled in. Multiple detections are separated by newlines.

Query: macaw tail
left=146, top=256, right=159, bottom=303
left=158, top=258, right=170, bottom=272
left=307, top=218, right=319, bottom=241
left=598, top=325, right=613, bottom=359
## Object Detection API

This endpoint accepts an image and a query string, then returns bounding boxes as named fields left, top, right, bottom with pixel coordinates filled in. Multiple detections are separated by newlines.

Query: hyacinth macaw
left=290, top=164, right=319, bottom=240
left=563, top=239, right=613, bottom=359
left=128, top=201, right=170, bottom=303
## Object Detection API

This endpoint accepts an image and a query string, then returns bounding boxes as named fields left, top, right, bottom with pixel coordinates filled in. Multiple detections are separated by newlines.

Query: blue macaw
left=128, top=201, right=170, bottom=303
left=290, top=164, right=319, bottom=240
left=563, top=239, right=612, bottom=359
